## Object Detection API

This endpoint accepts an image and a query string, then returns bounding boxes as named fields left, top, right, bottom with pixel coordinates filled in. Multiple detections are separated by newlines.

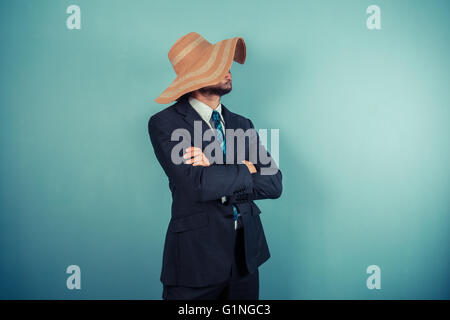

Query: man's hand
left=183, top=147, right=256, bottom=174
left=183, top=147, right=210, bottom=166
left=242, top=160, right=257, bottom=174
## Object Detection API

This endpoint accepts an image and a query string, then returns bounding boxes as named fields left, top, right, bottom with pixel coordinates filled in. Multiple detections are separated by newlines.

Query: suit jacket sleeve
left=148, top=115, right=254, bottom=203
left=228, top=118, right=283, bottom=204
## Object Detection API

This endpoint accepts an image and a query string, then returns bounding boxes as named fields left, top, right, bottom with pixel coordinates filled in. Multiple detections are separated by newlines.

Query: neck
left=191, top=93, right=220, bottom=110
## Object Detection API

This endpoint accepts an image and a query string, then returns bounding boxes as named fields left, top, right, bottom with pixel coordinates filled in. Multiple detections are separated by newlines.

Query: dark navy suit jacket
left=148, top=97, right=283, bottom=287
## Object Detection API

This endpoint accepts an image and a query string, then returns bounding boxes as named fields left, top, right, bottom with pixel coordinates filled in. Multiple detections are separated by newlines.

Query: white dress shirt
left=188, top=96, right=225, bottom=131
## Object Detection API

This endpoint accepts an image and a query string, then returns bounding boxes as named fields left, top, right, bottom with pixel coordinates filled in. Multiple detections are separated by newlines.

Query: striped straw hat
left=154, top=32, right=246, bottom=104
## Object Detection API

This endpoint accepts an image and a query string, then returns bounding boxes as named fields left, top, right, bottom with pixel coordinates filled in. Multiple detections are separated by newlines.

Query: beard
left=198, top=81, right=232, bottom=96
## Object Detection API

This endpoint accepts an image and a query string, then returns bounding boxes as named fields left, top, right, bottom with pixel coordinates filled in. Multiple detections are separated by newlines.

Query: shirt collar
left=188, top=96, right=224, bottom=125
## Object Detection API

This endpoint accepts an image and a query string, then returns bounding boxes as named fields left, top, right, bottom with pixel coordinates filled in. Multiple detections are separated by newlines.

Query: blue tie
left=211, top=110, right=239, bottom=224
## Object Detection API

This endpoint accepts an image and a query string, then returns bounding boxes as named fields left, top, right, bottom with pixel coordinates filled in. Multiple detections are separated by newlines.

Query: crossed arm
left=148, top=115, right=282, bottom=204
left=229, top=119, right=283, bottom=203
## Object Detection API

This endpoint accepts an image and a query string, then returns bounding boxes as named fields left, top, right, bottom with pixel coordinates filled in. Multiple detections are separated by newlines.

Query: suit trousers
left=162, top=225, right=259, bottom=300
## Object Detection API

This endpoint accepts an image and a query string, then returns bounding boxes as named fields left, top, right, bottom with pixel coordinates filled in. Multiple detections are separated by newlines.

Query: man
left=148, top=32, right=282, bottom=300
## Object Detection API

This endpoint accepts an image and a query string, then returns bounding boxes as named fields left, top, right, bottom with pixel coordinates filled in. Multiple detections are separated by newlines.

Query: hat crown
left=168, top=32, right=212, bottom=76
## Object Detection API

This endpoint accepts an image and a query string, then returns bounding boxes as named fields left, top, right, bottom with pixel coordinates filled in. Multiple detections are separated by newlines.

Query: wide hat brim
left=154, top=37, right=246, bottom=104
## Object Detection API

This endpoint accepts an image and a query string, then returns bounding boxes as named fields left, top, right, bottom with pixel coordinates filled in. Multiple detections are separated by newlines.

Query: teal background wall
left=1, top=0, right=449, bottom=299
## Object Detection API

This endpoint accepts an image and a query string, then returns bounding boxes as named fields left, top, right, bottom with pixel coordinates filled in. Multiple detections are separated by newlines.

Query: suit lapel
left=175, top=98, right=214, bottom=150
left=221, top=103, right=237, bottom=132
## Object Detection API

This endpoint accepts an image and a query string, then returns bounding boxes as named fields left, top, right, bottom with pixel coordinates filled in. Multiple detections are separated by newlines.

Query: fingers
left=185, top=154, right=203, bottom=164
left=191, top=156, right=210, bottom=166
left=183, top=147, right=210, bottom=166
left=185, top=147, right=201, bottom=153
left=242, top=160, right=257, bottom=173
left=191, top=154, right=210, bottom=166
left=183, top=147, right=202, bottom=160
